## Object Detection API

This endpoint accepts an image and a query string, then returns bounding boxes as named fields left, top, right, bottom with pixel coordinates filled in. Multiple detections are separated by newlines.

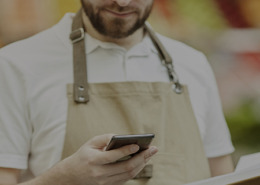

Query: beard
left=81, top=1, right=153, bottom=39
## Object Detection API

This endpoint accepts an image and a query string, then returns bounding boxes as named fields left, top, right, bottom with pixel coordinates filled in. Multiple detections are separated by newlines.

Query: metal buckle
left=162, top=60, right=183, bottom=94
left=172, top=82, right=183, bottom=94
left=70, top=28, right=85, bottom=44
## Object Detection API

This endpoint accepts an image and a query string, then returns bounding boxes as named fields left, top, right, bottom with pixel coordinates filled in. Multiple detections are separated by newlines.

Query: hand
left=58, top=134, right=158, bottom=185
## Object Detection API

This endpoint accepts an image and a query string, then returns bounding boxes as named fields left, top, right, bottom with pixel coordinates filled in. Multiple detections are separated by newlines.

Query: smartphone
left=106, top=133, right=155, bottom=152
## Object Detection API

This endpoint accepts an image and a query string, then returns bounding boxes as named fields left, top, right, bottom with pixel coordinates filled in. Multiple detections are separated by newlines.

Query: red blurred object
left=237, top=52, right=260, bottom=70
left=214, top=0, right=251, bottom=28
left=154, top=0, right=172, bottom=18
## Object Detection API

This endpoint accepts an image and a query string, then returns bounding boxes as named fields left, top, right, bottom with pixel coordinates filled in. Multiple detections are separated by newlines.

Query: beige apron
left=62, top=10, right=211, bottom=185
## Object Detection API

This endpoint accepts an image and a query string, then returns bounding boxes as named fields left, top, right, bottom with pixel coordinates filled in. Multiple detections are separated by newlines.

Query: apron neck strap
left=144, top=24, right=183, bottom=94
left=70, top=9, right=89, bottom=103
left=70, top=9, right=183, bottom=103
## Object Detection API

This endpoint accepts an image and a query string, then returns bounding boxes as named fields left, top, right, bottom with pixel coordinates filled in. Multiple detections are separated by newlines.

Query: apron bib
left=62, top=9, right=211, bottom=185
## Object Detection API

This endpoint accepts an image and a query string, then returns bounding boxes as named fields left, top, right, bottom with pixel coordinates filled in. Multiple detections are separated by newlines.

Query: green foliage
left=225, top=98, right=260, bottom=154
left=175, top=0, right=228, bottom=29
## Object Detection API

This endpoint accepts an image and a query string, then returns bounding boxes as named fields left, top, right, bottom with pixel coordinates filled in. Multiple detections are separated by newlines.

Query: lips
left=104, top=9, right=136, bottom=18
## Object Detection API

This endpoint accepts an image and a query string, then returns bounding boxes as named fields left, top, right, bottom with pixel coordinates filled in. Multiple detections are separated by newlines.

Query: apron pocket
left=152, top=153, right=186, bottom=184
left=126, top=153, right=186, bottom=185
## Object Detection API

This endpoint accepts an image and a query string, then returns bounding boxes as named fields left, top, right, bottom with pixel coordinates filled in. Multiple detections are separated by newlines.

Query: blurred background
left=0, top=0, right=260, bottom=164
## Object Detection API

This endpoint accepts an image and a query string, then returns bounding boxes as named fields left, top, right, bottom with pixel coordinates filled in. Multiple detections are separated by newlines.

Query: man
left=0, top=0, right=234, bottom=184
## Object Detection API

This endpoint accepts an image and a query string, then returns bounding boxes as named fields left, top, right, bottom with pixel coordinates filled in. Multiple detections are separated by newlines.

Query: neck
left=81, top=12, right=144, bottom=50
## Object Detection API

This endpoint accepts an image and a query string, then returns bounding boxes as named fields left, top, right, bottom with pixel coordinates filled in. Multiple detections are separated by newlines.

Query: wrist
left=25, top=157, right=76, bottom=185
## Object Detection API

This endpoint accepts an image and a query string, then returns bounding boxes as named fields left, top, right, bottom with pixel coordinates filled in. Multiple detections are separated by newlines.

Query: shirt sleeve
left=201, top=55, right=235, bottom=158
left=0, top=54, right=31, bottom=169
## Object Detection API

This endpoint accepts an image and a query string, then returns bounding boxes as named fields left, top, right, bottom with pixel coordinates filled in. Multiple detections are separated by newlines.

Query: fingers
left=100, top=146, right=158, bottom=184
left=95, top=144, right=140, bottom=164
left=103, top=146, right=158, bottom=176
left=105, top=166, right=143, bottom=184
left=142, top=146, right=158, bottom=162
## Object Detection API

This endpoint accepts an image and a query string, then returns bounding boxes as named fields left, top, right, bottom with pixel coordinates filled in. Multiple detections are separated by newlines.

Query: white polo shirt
left=0, top=13, right=234, bottom=177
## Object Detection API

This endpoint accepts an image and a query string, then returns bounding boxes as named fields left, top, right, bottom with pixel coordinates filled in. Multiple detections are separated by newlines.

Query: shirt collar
left=85, top=30, right=159, bottom=57
left=85, top=34, right=124, bottom=54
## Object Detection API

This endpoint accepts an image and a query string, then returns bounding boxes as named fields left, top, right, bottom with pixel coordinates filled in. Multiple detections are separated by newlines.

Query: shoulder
left=0, top=13, right=74, bottom=61
left=157, top=34, right=207, bottom=63
left=156, top=33, right=213, bottom=82
left=0, top=29, right=56, bottom=61
left=0, top=13, right=74, bottom=73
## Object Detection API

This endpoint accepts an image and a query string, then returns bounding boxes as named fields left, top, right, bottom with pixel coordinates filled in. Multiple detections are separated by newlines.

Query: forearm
left=0, top=168, right=20, bottom=185
left=19, top=158, right=75, bottom=185
left=1, top=134, right=158, bottom=185
left=208, top=154, right=234, bottom=177
left=0, top=160, right=74, bottom=185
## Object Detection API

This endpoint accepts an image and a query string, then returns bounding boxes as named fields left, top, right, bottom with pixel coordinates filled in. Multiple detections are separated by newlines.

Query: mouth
left=104, top=9, right=136, bottom=18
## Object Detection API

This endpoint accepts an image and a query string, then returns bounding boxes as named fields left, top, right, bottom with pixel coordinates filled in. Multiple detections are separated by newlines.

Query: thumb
left=87, top=134, right=115, bottom=149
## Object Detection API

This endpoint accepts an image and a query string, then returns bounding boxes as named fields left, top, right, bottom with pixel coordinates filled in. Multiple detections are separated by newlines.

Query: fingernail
left=149, top=147, right=158, bottom=155
left=130, top=145, right=140, bottom=153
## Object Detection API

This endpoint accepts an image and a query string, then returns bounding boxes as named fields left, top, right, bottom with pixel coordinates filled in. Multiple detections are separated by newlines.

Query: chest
left=28, top=57, right=208, bottom=140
